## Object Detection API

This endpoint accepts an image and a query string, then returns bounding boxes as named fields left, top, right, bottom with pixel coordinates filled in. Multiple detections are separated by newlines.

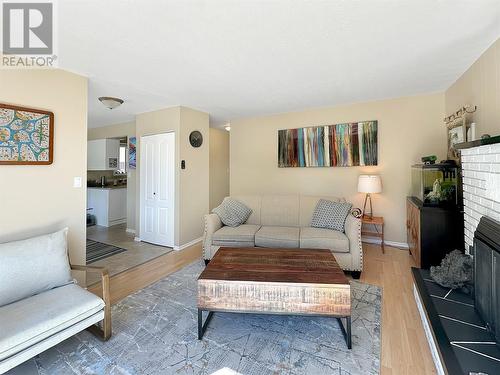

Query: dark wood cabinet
left=406, top=196, right=464, bottom=269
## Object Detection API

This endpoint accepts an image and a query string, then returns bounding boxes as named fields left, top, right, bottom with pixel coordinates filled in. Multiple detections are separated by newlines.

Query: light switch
left=73, top=177, right=82, bottom=188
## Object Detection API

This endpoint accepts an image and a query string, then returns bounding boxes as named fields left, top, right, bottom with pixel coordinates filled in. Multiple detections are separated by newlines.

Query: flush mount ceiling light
left=98, top=96, right=124, bottom=110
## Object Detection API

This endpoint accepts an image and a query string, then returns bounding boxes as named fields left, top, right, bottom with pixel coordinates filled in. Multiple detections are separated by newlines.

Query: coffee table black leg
left=337, top=316, right=352, bottom=349
left=197, top=309, right=214, bottom=340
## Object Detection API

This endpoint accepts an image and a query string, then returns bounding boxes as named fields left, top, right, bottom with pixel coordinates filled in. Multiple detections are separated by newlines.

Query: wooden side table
left=361, top=215, right=385, bottom=253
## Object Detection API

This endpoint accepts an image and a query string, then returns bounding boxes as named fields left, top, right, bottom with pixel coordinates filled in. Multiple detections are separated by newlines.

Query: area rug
left=9, top=261, right=381, bottom=375
left=86, top=239, right=127, bottom=263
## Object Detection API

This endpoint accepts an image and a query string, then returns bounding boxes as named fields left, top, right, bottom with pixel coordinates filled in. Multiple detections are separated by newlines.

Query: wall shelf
left=455, top=134, right=500, bottom=150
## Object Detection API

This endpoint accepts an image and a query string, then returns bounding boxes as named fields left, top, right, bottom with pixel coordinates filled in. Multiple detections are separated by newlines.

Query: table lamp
left=358, top=175, right=382, bottom=218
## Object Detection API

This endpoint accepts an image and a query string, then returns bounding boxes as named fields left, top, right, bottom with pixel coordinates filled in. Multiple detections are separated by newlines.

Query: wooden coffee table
left=197, top=247, right=352, bottom=348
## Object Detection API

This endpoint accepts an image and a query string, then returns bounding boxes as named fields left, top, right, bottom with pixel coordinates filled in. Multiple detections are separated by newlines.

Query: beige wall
left=88, top=121, right=135, bottom=140
left=179, top=107, right=210, bottom=244
left=209, top=128, right=230, bottom=210
left=230, top=93, right=446, bottom=244
left=135, top=106, right=209, bottom=247
left=88, top=121, right=137, bottom=231
left=0, top=69, right=88, bottom=282
left=446, top=38, right=500, bottom=137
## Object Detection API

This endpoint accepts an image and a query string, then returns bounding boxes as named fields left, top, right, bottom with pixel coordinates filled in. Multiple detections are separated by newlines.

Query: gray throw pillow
left=311, top=199, right=353, bottom=232
left=212, top=198, right=252, bottom=227
left=0, top=228, right=73, bottom=307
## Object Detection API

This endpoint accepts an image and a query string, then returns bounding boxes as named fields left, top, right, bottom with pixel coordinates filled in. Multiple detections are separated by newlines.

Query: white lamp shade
left=358, top=175, right=382, bottom=193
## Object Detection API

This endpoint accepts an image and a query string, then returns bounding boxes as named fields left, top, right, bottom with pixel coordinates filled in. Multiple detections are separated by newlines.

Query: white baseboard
left=108, top=218, right=127, bottom=227
left=134, top=236, right=141, bottom=242
left=362, top=236, right=409, bottom=249
left=126, top=228, right=136, bottom=234
left=173, top=237, right=202, bottom=251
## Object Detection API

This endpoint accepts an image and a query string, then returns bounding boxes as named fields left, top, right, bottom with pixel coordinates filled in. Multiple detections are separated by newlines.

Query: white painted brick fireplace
left=461, top=142, right=500, bottom=253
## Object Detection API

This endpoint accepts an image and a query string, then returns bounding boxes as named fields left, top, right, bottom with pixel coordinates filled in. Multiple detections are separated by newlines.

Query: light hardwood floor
left=361, top=243, right=436, bottom=375
left=86, top=224, right=172, bottom=286
left=88, top=242, right=201, bottom=304
left=89, top=241, right=436, bottom=374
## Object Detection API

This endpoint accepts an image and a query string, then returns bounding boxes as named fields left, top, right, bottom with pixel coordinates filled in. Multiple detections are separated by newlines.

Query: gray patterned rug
left=8, top=261, right=381, bottom=375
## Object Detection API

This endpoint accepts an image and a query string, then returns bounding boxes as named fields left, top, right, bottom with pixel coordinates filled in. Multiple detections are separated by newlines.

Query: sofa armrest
left=345, top=213, right=363, bottom=271
left=70, top=264, right=111, bottom=340
left=203, top=214, right=222, bottom=259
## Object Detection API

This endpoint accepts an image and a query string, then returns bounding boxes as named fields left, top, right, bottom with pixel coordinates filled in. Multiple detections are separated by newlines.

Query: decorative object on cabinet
left=421, top=155, right=437, bottom=165
left=0, top=103, right=54, bottom=165
left=128, top=136, right=136, bottom=169
left=278, top=121, right=378, bottom=168
left=406, top=196, right=464, bottom=268
left=444, top=105, right=477, bottom=162
left=358, top=175, right=382, bottom=218
left=189, top=130, right=203, bottom=147
left=361, top=215, right=385, bottom=253
left=411, top=164, right=459, bottom=207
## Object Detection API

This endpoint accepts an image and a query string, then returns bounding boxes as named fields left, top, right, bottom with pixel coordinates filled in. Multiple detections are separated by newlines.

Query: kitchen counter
left=87, top=187, right=127, bottom=227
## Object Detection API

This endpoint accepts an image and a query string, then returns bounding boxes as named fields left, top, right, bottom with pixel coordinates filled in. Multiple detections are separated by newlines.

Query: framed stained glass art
left=0, top=103, right=54, bottom=165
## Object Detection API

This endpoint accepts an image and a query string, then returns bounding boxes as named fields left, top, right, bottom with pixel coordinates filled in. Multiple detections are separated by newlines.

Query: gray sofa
left=203, top=195, right=363, bottom=275
left=0, top=229, right=111, bottom=374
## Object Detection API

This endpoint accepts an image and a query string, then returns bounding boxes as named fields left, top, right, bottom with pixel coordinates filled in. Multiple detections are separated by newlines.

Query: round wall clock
left=189, top=131, right=203, bottom=148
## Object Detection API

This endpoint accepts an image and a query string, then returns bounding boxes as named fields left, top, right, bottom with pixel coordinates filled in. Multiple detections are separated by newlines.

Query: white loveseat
left=203, top=195, right=363, bottom=276
left=0, top=229, right=111, bottom=374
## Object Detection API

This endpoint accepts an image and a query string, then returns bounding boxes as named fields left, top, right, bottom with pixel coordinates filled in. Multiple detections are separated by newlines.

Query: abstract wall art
left=0, top=103, right=54, bottom=165
left=128, top=136, right=137, bottom=169
left=278, top=121, right=378, bottom=168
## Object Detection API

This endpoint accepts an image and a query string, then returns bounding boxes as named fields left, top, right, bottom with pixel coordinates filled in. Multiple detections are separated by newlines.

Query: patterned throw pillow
left=212, top=198, right=253, bottom=227
left=311, top=199, right=353, bottom=232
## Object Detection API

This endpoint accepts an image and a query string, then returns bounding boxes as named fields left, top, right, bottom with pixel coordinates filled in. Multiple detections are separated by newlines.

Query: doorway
left=140, top=132, right=175, bottom=247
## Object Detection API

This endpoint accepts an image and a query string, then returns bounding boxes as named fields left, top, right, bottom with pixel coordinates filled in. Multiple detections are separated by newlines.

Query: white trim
left=439, top=315, right=486, bottom=330
left=173, top=237, right=202, bottom=251
left=413, top=284, right=445, bottom=375
left=451, top=341, right=497, bottom=345
left=108, top=218, right=127, bottom=227
left=134, top=236, right=141, bottom=242
left=362, top=236, right=409, bottom=249
left=430, top=294, right=474, bottom=307
left=126, top=228, right=136, bottom=234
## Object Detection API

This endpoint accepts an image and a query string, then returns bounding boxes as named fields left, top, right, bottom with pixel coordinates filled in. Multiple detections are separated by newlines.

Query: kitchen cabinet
left=87, top=187, right=127, bottom=227
left=87, top=139, right=120, bottom=170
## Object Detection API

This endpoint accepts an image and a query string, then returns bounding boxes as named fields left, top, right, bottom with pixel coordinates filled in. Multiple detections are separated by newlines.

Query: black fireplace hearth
left=412, top=216, right=500, bottom=374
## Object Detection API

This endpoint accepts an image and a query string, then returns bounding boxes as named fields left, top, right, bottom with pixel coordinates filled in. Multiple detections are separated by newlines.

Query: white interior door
left=140, top=133, right=175, bottom=247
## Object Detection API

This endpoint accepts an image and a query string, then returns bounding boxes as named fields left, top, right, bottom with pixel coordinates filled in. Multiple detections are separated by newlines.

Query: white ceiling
left=58, top=1, right=500, bottom=129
